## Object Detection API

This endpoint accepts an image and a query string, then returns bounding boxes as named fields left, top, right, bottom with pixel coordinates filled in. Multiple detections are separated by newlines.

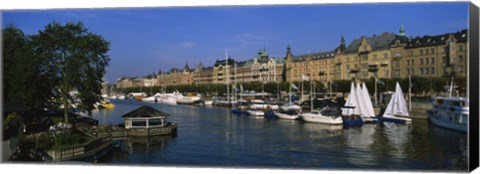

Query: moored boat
left=426, top=78, right=468, bottom=132
left=377, top=82, right=411, bottom=123
left=300, top=108, right=343, bottom=125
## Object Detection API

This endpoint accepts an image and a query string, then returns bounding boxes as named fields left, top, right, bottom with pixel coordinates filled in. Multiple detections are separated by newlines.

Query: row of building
left=116, top=25, right=468, bottom=88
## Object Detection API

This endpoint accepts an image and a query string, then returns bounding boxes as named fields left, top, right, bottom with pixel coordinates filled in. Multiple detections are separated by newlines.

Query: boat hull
left=301, top=113, right=343, bottom=125
left=376, top=115, right=411, bottom=124
left=247, top=110, right=264, bottom=116
left=274, top=112, right=299, bottom=120
left=427, top=110, right=467, bottom=132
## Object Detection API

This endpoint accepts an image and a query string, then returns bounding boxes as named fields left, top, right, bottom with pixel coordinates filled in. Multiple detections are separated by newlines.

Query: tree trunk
left=63, top=92, right=69, bottom=123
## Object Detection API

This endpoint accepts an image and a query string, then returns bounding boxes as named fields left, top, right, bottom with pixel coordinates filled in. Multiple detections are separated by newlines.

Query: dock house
left=122, top=105, right=177, bottom=136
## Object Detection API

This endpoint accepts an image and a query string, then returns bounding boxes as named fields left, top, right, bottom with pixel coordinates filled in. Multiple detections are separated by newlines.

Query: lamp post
left=319, top=70, right=326, bottom=98
left=368, top=64, right=379, bottom=106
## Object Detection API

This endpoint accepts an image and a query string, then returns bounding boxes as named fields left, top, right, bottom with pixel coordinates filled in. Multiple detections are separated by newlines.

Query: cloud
left=233, top=33, right=267, bottom=48
left=177, top=42, right=195, bottom=48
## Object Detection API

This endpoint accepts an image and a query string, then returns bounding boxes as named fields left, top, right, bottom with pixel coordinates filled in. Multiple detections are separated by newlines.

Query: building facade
left=116, top=26, right=468, bottom=89
left=285, top=27, right=468, bottom=82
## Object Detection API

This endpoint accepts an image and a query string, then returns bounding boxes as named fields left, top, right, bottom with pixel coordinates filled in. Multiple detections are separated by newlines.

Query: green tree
left=31, top=22, right=110, bottom=123
left=3, top=25, right=54, bottom=111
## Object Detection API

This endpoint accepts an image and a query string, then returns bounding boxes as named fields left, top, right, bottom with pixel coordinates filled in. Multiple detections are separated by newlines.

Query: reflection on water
left=91, top=99, right=467, bottom=171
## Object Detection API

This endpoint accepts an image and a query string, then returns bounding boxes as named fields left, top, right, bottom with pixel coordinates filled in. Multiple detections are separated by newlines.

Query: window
left=425, top=58, right=429, bottom=65
left=395, top=53, right=401, bottom=58
left=363, top=45, right=367, bottom=51
left=420, top=58, right=423, bottom=65
left=458, top=45, right=463, bottom=51
left=347, top=57, right=350, bottom=62
left=411, top=69, right=415, bottom=75
left=431, top=57, right=435, bottom=64
left=148, top=119, right=163, bottom=126
left=383, top=53, right=388, bottom=59
left=393, top=70, right=400, bottom=77
left=132, top=119, right=147, bottom=127
left=408, top=51, right=413, bottom=56
left=458, top=55, right=463, bottom=63
left=431, top=48, right=435, bottom=54
left=362, top=63, right=368, bottom=69
left=425, top=49, right=429, bottom=55
left=442, top=56, right=447, bottom=64
left=393, top=60, right=400, bottom=67
left=420, top=68, right=424, bottom=75
left=442, top=47, right=447, bottom=53
left=373, top=54, right=377, bottom=60
left=346, top=64, right=350, bottom=70
left=458, top=66, right=463, bottom=73
left=354, top=64, right=358, bottom=69
left=362, top=71, right=368, bottom=78
left=407, top=69, right=410, bottom=75
left=420, top=50, right=423, bottom=55
left=411, top=59, right=414, bottom=65
left=407, top=60, right=410, bottom=66
left=431, top=67, right=435, bottom=75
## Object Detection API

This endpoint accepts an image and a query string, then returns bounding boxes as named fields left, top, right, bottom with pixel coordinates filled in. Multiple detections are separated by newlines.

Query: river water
left=92, top=99, right=468, bottom=171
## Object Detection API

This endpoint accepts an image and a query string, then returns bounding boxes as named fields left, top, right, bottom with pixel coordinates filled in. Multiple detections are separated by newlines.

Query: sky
left=2, top=2, right=469, bottom=83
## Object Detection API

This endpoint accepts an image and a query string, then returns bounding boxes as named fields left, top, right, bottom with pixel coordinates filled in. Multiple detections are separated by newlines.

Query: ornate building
left=285, top=26, right=468, bottom=82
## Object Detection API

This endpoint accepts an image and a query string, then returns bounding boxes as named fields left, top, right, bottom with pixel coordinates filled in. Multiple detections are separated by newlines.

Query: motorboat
left=300, top=107, right=343, bottom=125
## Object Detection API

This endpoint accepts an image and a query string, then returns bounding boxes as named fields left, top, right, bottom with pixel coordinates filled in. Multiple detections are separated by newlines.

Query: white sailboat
left=275, top=83, right=301, bottom=120
left=381, top=82, right=411, bottom=123
left=341, top=82, right=363, bottom=126
left=359, top=82, right=377, bottom=122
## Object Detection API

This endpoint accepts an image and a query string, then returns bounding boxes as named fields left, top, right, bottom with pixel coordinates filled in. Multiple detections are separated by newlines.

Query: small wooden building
left=122, top=105, right=177, bottom=136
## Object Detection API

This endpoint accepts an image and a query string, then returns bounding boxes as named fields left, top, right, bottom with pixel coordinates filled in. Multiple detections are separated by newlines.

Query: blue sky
left=2, top=2, right=468, bottom=83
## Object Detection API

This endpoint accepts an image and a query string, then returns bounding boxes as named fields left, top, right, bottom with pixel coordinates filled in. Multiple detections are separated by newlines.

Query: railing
left=48, top=135, right=112, bottom=161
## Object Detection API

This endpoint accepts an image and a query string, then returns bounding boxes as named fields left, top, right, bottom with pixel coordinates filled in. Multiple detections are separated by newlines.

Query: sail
left=383, top=82, right=409, bottom=117
left=393, top=82, right=409, bottom=117
left=356, top=82, right=368, bottom=117
left=342, top=82, right=361, bottom=116
left=361, top=82, right=375, bottom=117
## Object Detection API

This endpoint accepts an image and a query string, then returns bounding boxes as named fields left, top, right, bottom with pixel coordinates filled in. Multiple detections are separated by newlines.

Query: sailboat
left=275, top=83, right=301, bottom=120
left=341, top=82, right=364, bottom=126
left=377, top=82, right=411, bottom=123
left=359, top=82, right=377, bottom=123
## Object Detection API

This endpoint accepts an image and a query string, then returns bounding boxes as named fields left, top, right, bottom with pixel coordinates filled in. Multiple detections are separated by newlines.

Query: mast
left=289, top=82, right=292, bottom=105
left=234, top=58, right=237, bottom=104
left=225, top=49, right=230, bottom=103
left=408, top=75, right=412, bottom=111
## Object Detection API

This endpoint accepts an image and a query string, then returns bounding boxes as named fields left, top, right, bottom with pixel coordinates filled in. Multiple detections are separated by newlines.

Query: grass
left=50, top=131, right=94, bottom=150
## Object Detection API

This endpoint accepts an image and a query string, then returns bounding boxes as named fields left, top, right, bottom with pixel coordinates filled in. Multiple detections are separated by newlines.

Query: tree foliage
left=4, top=22, right=110, bottom=123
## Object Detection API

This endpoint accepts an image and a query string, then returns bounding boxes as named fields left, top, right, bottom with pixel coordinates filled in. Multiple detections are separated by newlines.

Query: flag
left=377, top=79, right=385, bottom=85
left=291, top=83, right=298, bottom=90
left=331, top=81, right=337, bottom=87
left=302, top=74, right=310, bottom=81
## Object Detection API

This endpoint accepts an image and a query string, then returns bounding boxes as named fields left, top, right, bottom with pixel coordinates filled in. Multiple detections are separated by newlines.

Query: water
left=91, top=99, right=468, bottom=171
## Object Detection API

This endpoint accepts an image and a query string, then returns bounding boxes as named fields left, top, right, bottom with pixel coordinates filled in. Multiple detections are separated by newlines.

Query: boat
left=117, top=95, right=126, bottom=100
left=274, top=109, right=300, bottom=120
left=142, top=95, right=158, bottom=102
left=247, top=109, right=264, bottom=116
left=100, top=101, right=115, bottom=109
left=231, top=101, right=249, bottom=115
left=427, top=78, right=468, bottom=132
left=204, top=100, right=214, bottom=105
left=359, top=82, right=377, bottom=123
left=377, top=82, right=411, bottom=123
left=341, top=82, right=364, bottom=127
left=158, top=91, right=183, bottom=105
left=300, top=80, right=343, bottom=125
left=177, top=92, right=202, bottom=105
left=300, top=107, right=343, bottom=125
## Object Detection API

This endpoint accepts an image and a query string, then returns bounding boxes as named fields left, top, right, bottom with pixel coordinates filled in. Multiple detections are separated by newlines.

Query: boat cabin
left=122, top=105, right=176, bottom=136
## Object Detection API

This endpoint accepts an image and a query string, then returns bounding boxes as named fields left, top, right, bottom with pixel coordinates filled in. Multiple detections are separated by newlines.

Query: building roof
left=344, top=32, right=397, bottom=54
left=291, top=50, right=335, bottom=62
left=405, top=29, right=468, bottom=49
left=214, top=58, right=235, bottom=66
left=122, top=105, right=169, bottom=118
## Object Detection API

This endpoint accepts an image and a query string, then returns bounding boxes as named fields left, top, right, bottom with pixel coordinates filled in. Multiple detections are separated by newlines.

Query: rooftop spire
left=399, top=23, right=405, bottom=36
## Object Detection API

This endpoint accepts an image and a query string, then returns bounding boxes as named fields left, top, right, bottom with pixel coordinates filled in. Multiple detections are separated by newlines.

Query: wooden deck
left=76, top=123, right=177, bottom=139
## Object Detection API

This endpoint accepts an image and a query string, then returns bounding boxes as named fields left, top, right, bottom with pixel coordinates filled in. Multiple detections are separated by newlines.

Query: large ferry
left=426, top=77, right=469, bottom=132
left=427, top=96, right=468, bottom=132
